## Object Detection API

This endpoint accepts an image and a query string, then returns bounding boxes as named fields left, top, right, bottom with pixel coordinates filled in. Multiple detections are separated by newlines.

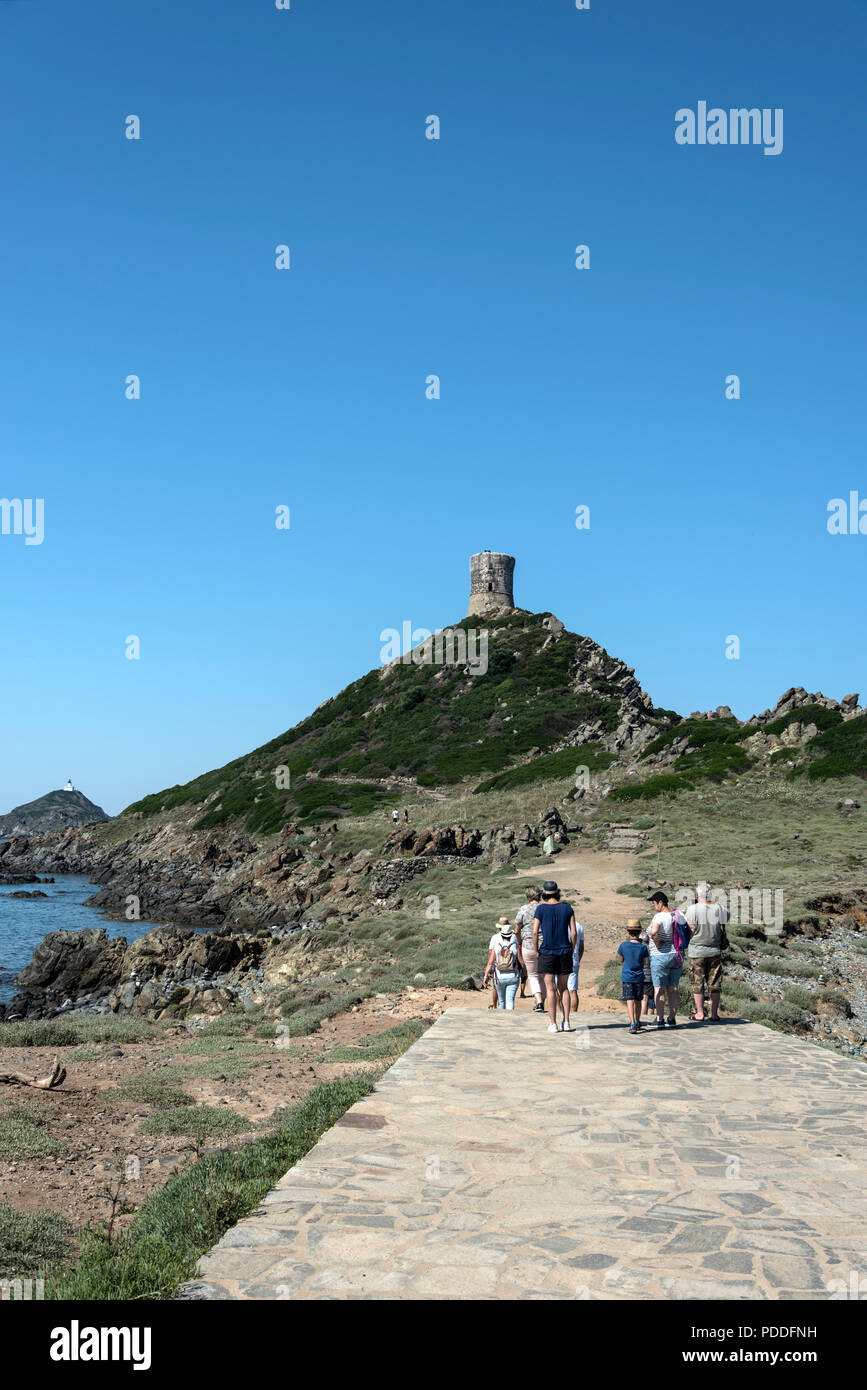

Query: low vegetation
left=0, top=1017, right=156, bottom=1047
left=323, top=1020, right=428, bottom=1062
left=106, top=1076, right=192, bottom=1109
left=0, top=1103, right=65, bottom=1161
left=0, top=1202, right=72, bottom=1279
left=139, top=1105, right=252, bottom=1142
left=122, top=613, right=637, bottom=832
left=50, top=1076, right=377, bottom=1299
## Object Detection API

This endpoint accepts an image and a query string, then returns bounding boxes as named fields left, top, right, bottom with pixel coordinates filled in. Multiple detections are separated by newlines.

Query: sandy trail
left=436, top=847, right=645, bottom=1017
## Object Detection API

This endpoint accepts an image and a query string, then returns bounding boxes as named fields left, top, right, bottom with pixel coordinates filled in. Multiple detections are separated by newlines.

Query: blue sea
left=0, top=873, right=159, bottom=1007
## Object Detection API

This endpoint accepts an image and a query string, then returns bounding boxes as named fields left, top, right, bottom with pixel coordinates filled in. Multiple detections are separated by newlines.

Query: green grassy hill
left=124, top=611, right=675, bottom=834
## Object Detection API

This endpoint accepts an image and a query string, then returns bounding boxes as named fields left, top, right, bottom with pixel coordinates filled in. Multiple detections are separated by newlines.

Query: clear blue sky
left=1, top=0, right=865, bottom=816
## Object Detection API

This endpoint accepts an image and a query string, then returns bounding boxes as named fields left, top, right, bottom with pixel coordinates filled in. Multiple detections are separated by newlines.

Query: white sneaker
left=561, top=1021, right=573, bottom=1032
left=547, top=1023, right=560, bottom=1033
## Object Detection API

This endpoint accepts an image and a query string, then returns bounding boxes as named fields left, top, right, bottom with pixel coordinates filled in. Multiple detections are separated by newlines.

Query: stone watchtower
left=467, top=551, right=515, bottom=617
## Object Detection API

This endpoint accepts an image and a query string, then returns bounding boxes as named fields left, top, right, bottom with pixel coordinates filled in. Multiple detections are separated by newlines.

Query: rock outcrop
left=749, top=688, right=862, bottom=726
left=0, top=788, right=109, bottom=837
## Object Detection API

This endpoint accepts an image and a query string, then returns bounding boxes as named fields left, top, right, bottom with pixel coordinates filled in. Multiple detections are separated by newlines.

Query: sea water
left=0, top=874, right=158, bottom=1007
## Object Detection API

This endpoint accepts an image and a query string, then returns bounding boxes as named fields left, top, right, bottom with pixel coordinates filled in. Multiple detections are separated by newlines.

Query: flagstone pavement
left=178, top=1008, right=867, bottom=1300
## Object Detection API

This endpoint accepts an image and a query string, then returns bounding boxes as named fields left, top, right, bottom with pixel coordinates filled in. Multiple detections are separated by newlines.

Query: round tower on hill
left=467, top=551, right=515, bottom=617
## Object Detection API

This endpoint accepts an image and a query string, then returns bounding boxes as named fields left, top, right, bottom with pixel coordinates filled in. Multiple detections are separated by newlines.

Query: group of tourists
left=482, top=880, right=729, bottom=1036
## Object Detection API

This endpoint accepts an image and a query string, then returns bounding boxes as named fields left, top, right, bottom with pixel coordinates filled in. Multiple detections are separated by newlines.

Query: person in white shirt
left=483, top=918, right=525, bottom=1011
left=647, top=890, right=684, bottom=1028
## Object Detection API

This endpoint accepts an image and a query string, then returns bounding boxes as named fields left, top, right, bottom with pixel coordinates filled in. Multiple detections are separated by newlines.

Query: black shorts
left=539, top=952, right=572, bottom=977
left=622, top=981, right=644, bottom=1001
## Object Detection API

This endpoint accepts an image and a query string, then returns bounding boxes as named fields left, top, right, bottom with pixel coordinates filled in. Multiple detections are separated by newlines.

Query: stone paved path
left=179, top=1009, right=867, bottom=1300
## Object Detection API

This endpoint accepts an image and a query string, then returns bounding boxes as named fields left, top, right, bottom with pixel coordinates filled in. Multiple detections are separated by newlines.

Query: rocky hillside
left=121, top=611, right=676, bottom=835
left=610, top=688, right=865, bottom=803
left=2, top=610, right=865, bottom=1028
left=0, top=788, right=109, bottom=838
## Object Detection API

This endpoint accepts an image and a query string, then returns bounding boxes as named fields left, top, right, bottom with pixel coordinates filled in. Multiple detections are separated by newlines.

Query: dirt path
left=434, top=847, right=643, bottom=1018
left=0, top=850, right=642, bottom=1238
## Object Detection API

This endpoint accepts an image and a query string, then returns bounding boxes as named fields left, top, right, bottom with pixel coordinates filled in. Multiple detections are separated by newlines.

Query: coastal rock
left=12, top=928, right=127, bottom=1016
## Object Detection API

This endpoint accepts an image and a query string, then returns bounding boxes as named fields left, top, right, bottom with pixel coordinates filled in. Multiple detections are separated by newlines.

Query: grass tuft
left=49, top=1076, right=376, bottom=1300
left=139, top=1105, right=252, bottom=1141
left=106, top=1076, right=192, bottom=1109
left=0, top=1202, right=72, bottom=1279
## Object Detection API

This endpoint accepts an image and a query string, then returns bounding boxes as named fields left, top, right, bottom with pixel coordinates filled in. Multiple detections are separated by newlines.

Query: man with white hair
left=685, top=881, right=728, bottom=1022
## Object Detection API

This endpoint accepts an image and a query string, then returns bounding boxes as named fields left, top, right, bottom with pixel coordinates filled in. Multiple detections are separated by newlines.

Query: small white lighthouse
left=63, top=778, right=74, bottom=792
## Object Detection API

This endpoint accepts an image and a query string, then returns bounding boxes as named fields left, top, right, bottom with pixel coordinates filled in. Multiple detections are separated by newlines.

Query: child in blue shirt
left=618, top=919, right=650, bottom=1035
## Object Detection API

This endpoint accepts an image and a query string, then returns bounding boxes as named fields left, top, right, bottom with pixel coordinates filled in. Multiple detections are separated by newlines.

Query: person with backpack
left=685, top=882, right=729, bottom=1022
left=483, top=917, right=525, bottom=1011
left=647, top=890, right=689, bottom=1028
left=532, top=881, right=578, bottom=1033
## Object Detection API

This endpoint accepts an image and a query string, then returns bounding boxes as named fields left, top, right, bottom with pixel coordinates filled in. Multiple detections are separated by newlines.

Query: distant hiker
left=483, top=917, right=525, bottom=1011
left=638, top=924, right=654, bottom=1021
left=647, top=890, right=688, bottom=1028
left=685, top=882, right=728, bottom=1022
left=618, top=919, right=649, bottom=1035
left=532, top=881, right=578, bottom=1033
left=403, top=809, right=409, bottom=824
left=515, top=886, right=544, bottom=1011
left=567, top=918, right=585, bottom=1015
left=392, top=809, right=399, bottom=825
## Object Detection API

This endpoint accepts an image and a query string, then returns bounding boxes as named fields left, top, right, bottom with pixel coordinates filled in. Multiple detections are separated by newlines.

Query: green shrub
left=728, top=925, right=766, bottom=942
left=754, top=943, right=789, bottom=961
left=782, top=985, right=815, bottom=1011
left=720, top=977, right=758, bottom=1001
left=610, top=774, right=687, bottom=802
left=761, top=959, right=823, bottom=980
left=474, top=743, right=614, bottom=794
left=802, top=712, right=867, bottom=781
left=0, top=1202, right=72, bottom=1279
left=198, top=1015, right=251, bottom=1037
left=0, top=1017, right=155, bottom=1047
left=817, top=989, right=852, bottom=1017
left=737, top=999, right=808, bottom=1031
left=139, top=1105, right=252, bottom=1142
left=50, top=1076, right=376, bottom=1300
left=763, top=706, right=843, bottom=737
left=597, top=958, right=623, bottom=1001
left=106, top=1076, right=191, bottom=1109
left=722, top=943, right=750, bottom=966
left=323, top=1020, right=427, bottom=1062
left=0, top=1105, right=65, bottom=1161
left=285, top=987, right=373, bottom=1036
